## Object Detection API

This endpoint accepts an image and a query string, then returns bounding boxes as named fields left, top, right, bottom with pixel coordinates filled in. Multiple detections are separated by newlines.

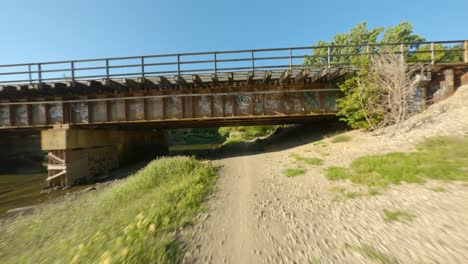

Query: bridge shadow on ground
left=176, top=119, right=349, bottom=160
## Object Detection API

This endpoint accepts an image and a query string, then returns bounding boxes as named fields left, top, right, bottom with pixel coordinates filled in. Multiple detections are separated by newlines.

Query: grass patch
left=359, top=245, right=397, bottom=264
left=309, top=257, right=320, bottom=264
left=383, top=209, right=414, bottom=222
left=368, top=188, right=381, bottom=196
left=219, top=138, right=243, bottom=149
left=344, top=191, right=360, bottom=199
left=169, top=128, right=225, bottom=145
left=431, top=187, right=448, bottom=192
left=284, top=167, right=306, bottom=177
left=217, top=125, right=280, bottom=148
left=325, top=136, right=468, bottom=188
left=0, top=157, right=217, bottom=264
left=330, top=135, right=352, bottom=143
left=290, top=153, right=323, bottom=166
left=329, top=186, right=346, bottom=193
left=219, top=125, right=278, bottom=141
left=332, top=191, right=364, bottom=202
left=325, top=166, right=349, bottom=180
left=313, top=141, right=328, bottom=148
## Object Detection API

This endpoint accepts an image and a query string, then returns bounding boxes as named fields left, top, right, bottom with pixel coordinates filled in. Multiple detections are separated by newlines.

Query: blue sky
left=0, top=0, right=466, bottom=64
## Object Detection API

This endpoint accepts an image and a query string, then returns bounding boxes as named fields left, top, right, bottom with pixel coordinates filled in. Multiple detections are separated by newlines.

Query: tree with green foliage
left=379, top=21, right=425, bottom=45
left=305, top=21, right=464, bottom=130
left=303, top=21, right=425, bottom=67
left=303, top=22, right=384, bottom=66
left=336, top=56, right=381, bottom=130
left=305, top=21, right=425, bottom=130
left=408, top=44, right=464, bottom=63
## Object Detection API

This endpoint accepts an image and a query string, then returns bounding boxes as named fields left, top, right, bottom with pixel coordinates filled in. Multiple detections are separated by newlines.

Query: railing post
left=251, top=50, right=255, bottom=71
left=214, top=52, right=217, bottom=74
left=327, top=46, right=331, bottom=68
left=105, top=59, right=110, bottom=80
left=28, top=64, right=32, bottom=84
left=430, top=42, right=435, bottom=64
left=71, top=61, right=75, bottom=82
left=38, top=63, right=42, bottom=85
left=464, top=40, right=468, bottom=63
left=400, top=43, right=405, bottom=62
left=177, top=55, right=181, bottom=76
left=141, top=57, right=145, bottom=78
left=289, top=48, right=292, bottom=70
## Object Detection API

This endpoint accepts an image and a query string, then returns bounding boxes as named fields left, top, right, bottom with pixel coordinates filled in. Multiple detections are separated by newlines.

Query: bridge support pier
left=41, top=126, right=168, bottom=187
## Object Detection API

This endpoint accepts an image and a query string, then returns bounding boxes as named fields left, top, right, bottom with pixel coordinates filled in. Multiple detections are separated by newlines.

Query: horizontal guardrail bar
left=0, top=40, right=465, bottom=67
left=0, top=40, right=465, bottom=85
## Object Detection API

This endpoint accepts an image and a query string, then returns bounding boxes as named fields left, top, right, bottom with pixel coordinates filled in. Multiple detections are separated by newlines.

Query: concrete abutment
left=41, top=126, right=168, bottom=187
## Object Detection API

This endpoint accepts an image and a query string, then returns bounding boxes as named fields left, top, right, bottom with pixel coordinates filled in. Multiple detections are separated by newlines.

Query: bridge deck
left=0, top=68, right=345, bottom=130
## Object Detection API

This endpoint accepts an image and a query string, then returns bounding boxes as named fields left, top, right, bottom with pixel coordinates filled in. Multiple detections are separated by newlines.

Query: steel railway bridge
left=0, top=40, right=466, bottom=186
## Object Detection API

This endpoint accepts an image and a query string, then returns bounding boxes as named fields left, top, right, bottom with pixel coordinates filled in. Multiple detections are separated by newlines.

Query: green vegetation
left=336, top=58, right=382, bottom=130
left=332, top=189, right=365, bottom=202
left=220, top=138, right=243, bottom=148
left=304, top=21, right=424, bottom=67
left=344, top=191, right=360, bottom=199
left=383, top=209, right=414, bottom=222
left=368, top=188, right=381, bottom=196
left=325, top=137, right=468, bottom=188
left=330, top=186, right=380, bottom=201
left=313, top=141, right=328, bottom=148
left=218, top=125, right=278, bottom=141
left=303, top=21, right=463, bottom=130
left=304, top=21, right=463, bottom=130
left=169, top=128, right=225, bottom=145
left=290, top=153, right=323, bottom=165
left=0, top=157, right=217, bottom=264
left=285, top=153, right=322, bottom=178
left=284, top=167, right=306, bottom=177
left=329, top=186, right=346, bottom=193
left=325, top=166, right=349, bottom=181
left=309, top=257, right=320, bottom=264
left=431, top=187, right=448, bottom=192
left=358, top=245, right=397, bottom=264
left=330, top=135, right=352, bottom=143
left=408, top=43, right=464, bottom=64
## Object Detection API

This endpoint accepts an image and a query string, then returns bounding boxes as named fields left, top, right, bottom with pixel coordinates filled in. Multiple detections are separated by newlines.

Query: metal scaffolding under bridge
left=0, top=40, right=467, bottom=130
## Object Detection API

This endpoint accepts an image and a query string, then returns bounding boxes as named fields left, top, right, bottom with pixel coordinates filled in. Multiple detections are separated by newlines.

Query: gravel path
left=182, top=86, right=468, bottom=264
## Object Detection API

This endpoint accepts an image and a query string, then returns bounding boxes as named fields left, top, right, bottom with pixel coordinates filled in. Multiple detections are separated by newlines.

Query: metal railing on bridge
left=0, top=40, right=466, bottom=85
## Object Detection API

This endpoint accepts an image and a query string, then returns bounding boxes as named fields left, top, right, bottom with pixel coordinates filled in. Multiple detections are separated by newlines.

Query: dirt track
left=182, top=86, right=468, bottom=264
